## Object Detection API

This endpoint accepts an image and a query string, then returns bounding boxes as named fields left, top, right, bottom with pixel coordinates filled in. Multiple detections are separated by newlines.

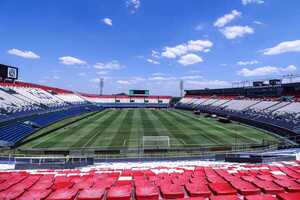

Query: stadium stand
left=0, top=160, right=300, bottom=199
left=176, top=82, right=300, bottom=143
left=0, top=81, right=171, bottom=147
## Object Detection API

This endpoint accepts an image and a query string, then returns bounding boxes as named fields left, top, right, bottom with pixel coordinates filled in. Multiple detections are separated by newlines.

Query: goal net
left=143, top=136, right=170, bottom=150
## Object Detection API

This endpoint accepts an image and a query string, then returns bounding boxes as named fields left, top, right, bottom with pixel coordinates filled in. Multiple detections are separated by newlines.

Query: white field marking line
left=82, top=111, right=117, bottom=148
left=179, top=138, right=186, bottom=145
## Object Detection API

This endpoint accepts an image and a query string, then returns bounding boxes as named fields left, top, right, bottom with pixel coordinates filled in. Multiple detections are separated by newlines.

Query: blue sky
left=1, top=0, right=300, bottom=96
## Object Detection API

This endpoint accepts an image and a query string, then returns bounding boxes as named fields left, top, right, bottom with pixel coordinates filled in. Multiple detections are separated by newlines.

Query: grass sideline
left=19, top=108, right=280, bottom=150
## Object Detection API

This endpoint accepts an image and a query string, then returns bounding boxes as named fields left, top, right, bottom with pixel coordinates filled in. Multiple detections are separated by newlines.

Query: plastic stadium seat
left=252, top=180, right=285, bottom=194
left=177, top=197, right=205, bottom=200
left=93, top=177, right=116, bottom=189
left=77, top=188, right=105, bottom=200
left=46, top=188, right=78, bottom=200
left=54, top=181, right=74, bottom=189
left=244, top=194, right=277, bottom=200
left=31, top=179, right=53, bottom=190
left=230, top=180, right=260, bottom=195
left=206, top=175, right=226, bottom=183
left=18, top=189, right=52, bottom=200
left=273, top=179, right=300, bottom=192
left=208, top=182, right=237, bottom=195
left=277, top=192, right=300, bottom=200
left=160, top=184, right=185, bottom=199
left=74, top=180, right=94, bottom=190
left=135, top=185, right=159, bottom=200
left=209, top=195, right=239, bottom=200
left=107, top=185, right=132, bottom=200
left=185, top=183, right=211, bottom=197
left=0, top=187, right=25, bottom=199
left=190, top=177, right=208, bottom=184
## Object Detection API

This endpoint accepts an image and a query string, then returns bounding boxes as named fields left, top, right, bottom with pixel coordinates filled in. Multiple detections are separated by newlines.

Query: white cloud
left=78, top=72, right=86, bottom=76
left=151, top=72, right=165, bottom=76
left=214, top=10, right=242, bottom=28
left=262, top=40, right=300, bottom=55
left=161, top=40, right=213, bottom=58
left=180, top=75, right=203, bottom=80
left=117, top=77, right=146, bottom=85
left=151, top=50, right=160, bottom=58
left=97, top=71, right=109, bottom=75
left=195, top=25, right=204, bottom=31
left=237, top=60, right=259, bottom=65
left=178, top=54, right=203, bottom=66
left=102, top=18, right=112, bottom=26
left=148, top=76, right=175, bottom=81
left=253, top=20, right=263, bottom=25
left=220, top=26, right=254, bottom=39
left=94, top=60, right=124, bottom=70
left=117, top=80, right=131, bottom=85
left=242, top=0, right=264, bottom=5
left=147, top=59, right=160, bottom=65
left=7, top=48, right=40, bottom=59
left=52, top=75, right=60, bottom=80
left=237, top=65, right=297, bottom=77
left=59, top=56, right=87, bottom=65
left=186, top=80, right=231, bottom=88
left=126, top=0, right=140, bottom=14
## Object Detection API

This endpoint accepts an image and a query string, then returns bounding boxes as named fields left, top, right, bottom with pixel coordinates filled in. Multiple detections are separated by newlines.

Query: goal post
left=142, top=136, right=170, bottom=150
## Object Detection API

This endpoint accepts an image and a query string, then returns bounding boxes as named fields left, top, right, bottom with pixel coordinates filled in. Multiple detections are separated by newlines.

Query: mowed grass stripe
left=84, top=109, right=127, bottom=147
left=68, top=110, right=118, bottom=148
left=140, top=109, right=159, bottom=136
left=109, top=109, right=134, bottom=147
left=32, top=110, right=111, bottom=148
left=162, top=110, right=223, bottom=145
left=172, top=110, right=263, bottom=144
left=178, top=109, right=277, bottom=142
left=148, top=110, right=182, bottom=146
left=150, top=110, right=193, bottom=146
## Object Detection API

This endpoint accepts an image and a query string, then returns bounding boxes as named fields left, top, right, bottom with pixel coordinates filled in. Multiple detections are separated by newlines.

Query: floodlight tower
left=99, top=78, right=104, bottom=96
left=180, top=80, right=184, bottom=97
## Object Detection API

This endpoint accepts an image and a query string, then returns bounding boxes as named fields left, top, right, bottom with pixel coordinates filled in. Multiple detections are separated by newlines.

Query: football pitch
left=20, top=108, right=279, bottom=149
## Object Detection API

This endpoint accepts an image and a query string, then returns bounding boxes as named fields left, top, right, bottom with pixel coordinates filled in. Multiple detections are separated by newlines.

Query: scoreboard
left=0, top=64, right=18, bottom=80
left=129, top=90, right=149, bottom=96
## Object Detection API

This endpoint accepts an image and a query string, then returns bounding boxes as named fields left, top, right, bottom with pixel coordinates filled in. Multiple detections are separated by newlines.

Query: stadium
left=1, top=1, right=300, bottom=199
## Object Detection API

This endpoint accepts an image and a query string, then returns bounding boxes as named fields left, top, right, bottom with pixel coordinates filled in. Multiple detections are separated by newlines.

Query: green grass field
left=20, top=108, right=280, bottom=150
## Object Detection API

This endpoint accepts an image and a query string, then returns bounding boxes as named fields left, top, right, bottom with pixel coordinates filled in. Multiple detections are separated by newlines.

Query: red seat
left=185, top=183, right=211, bottom=197
left=177, top=197, right=205, bottom=200
left=252, top=180, right=285, bottom=194
left=31, top=180, right=53, bottom=190
left=0, top=188, right=25, bottom=199
left=46, top=188, right=78, bottom=200
left=273, top=179, right=300, bottom=192
left=277, top=192, right=300, bottom=200
left=77, top=188, right=105, bottom=200
left=107, top=185, right=131, bottom=200
left=244, top=194, right=277, bottom=200
left=18, top=189, right=52, bottom=200
left=208, top=182, right=237, bottom=195
left=160, top=184, right=185, bottom=199
left=209, top=195, right=239, bottom=200
left=54, top=181, right=74, bottom=189
left=135, top=185, right=159, bottom=200
left=230, top=180, right=260, bottom=195
left=73, top=180, right=94, bottom=190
